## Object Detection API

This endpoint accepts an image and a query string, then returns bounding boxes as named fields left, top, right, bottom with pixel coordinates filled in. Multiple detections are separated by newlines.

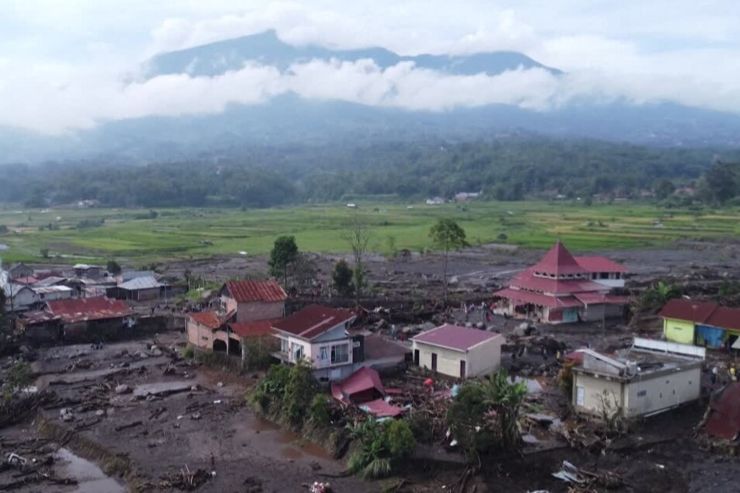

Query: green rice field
left=0, top=201, right=738, bottom=264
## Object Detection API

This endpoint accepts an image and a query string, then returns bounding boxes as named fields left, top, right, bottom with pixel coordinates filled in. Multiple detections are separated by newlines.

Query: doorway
left=459, top=360, right=466, bottom=378
left=431, top=353, right=437, bottom=372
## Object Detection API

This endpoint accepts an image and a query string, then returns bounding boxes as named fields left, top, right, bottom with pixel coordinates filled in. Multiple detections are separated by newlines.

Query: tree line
left=2, top=138, right=739, bottom=208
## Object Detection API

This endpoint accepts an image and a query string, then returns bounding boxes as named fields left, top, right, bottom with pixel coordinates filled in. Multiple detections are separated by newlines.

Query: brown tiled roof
left=189, top=311, right=222, bottom=330
left=272, top=304, right=355, bottom=340
left=46, top=297, right=133, bottom=324
left=224, top=280, right=287, bottom=303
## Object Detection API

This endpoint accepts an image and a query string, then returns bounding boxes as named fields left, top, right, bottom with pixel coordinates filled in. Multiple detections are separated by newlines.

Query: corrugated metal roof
left=47, top=297, right=133, bottom=324
left=705, top=383, right=740, bottom=440
left=575, top=256, right=627, bottom=273
left=224, top=280, right=287, bottom=303
left=706, top=306, right=740, bottom=331
left=32, top=286, right=73, bottom=294
left=331, top=367, right=384, bottom=404
left=412, top=324, right=502, bottom=352
left=532, top=241, right=587, bottom=276
left=659, top=299, right=718, bottom=324
left=272, top=304, right=355, bottom=340
left=118, top=276, right=164, bottom=290
left=121, top=270, right=156, bottom=282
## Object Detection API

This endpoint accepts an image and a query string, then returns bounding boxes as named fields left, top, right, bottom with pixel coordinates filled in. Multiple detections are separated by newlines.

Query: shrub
left=181, top=345, right=195, bottom=359
left=283, top=362, right=317, bottom=428
left=309, top=394, right=331, bottom=427
left=348, top=419, right=416, bottom=479
left=3, top=362, right=32, bottom=401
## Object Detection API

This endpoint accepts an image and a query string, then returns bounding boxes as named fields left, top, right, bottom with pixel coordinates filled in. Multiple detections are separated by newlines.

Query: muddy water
left=251, top=416, right=333, bottom=461
left=52, top=448, right=125, bottom=493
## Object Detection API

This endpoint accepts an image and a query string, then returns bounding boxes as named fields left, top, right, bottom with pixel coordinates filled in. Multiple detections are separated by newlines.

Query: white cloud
left=2, top=1, right=740, bottom=134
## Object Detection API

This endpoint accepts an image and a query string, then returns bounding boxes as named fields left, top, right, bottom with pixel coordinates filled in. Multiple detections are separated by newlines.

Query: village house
left=571, top=338, right=704, bottom=418
left=493, top=240, right=628, bottom=324
left=73, top=263, right=105, bottom=279
left=411, top=324, right=503, bottom=379
left=2, top=284, right=37, bottom=312
left=272, top=304, right=358, bottom=381
left=19, top=297, right=135, bottom=343
left=219, top=279, right=287, bottom=323
left=7, top=262, right=33, bottom=280
left=660, top=298, right=740, bottom=349
left=107, top=276, right=170, bottom=301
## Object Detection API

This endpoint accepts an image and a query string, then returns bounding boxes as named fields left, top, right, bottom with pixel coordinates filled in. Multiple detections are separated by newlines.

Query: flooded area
left=51, top=448, right=126, bottom=493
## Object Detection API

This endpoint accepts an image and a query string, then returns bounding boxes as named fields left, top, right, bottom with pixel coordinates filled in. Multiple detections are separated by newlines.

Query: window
left=330, top=344, right=349, bottom=364
left=637, top=390, right=647, bottom=397
left=319, top=346, right=328, bottom=361
left=576, top=386, right=585, bottom=406
left=280, top=338, right=289, bottom=353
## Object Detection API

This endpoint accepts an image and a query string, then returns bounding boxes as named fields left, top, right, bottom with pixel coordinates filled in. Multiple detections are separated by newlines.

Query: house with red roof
left=187, top=279, right=287, bottom=360
left=219, top=279, right=287, bottom=323
left=660, top=298, right=740, bottom=349
left=272, top=304, right=358, bottom=380
left=20, top=296, right=135, bottom=343
left=411, top=324, right=503, bottom=378
left=492, top=240, right=628, bottom=324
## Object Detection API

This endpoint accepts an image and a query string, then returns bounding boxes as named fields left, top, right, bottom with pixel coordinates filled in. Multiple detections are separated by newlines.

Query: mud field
left=2, top=239, right=739, bottom=492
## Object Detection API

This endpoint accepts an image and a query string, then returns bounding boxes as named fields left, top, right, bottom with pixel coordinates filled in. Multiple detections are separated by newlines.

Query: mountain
left=3, top=30, right=740, bottom=164
left=144, top=29, right=560, bottom=78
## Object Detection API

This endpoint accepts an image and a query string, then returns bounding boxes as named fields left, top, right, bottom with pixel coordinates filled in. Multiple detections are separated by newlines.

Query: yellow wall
left=663, top=318, right=695, bottom=344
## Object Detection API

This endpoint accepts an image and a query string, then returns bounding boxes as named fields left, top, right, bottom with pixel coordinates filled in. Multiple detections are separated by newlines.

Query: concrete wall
left=623, top=367, right=701, bottom=417
left=236, top=300, right=284, bottom=323
left=574, top=366, right=702, bottom=418
left=573, top=373, right=624, bottom=416
left=664, top=318, right=695, bottom=344
left=187, top=320, right=221, bottom=350
left=412, top=340, right=501, bottom=379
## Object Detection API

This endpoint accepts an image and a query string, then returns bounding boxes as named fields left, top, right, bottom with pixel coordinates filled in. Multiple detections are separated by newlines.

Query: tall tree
left=268, top=235, right=299, bottom=287
left=342, top=212, right=371, bottom=305
left=106, top=260, right=122, bottom=275
left=429, top=218, right=468, bottom=301
left=701, top=161, right=738, bottom=205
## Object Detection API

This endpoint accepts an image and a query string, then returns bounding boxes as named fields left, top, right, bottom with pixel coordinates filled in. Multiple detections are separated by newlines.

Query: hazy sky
left=3, top=1, right=740, bottom=133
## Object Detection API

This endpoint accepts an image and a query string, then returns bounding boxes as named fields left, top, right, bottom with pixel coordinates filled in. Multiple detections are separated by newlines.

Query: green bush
left=283, top=362, right=317, bottom=428
left=348, top=419, right=416, bottom=479
left=3, top=362, right=32, bottom=401
left=309, top=394, right=331, bottom=427
left=181, top=345, right=195, bottom=359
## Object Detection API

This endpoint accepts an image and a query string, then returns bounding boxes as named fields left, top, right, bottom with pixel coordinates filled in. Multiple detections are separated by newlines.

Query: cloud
left=3, top=1, right=740, bottom=134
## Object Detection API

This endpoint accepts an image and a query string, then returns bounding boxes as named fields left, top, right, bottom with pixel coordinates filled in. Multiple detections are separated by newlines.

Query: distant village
left=1, top=239, right=739, bottom=491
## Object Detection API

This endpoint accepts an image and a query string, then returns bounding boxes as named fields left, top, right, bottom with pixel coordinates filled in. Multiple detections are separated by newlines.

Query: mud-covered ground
left=1, top=335, right=374, bottom=492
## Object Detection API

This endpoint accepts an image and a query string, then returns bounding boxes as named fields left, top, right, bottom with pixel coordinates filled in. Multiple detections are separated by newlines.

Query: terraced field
left=0, top=201, right=738, bottom=264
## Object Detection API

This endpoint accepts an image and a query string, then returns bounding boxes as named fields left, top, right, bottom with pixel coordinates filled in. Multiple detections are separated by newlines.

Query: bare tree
left=342, top=211, right=372, bottom=305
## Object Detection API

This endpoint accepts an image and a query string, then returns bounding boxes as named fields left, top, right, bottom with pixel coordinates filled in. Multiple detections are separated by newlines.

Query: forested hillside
left=2, top=138, right=738, bottom=208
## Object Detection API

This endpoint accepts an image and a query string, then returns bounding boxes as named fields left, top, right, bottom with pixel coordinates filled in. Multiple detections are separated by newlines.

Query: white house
left=572, top=338, right=704, bottom=418
left=272, top=304, right=357, bottom=381
left=3, top=284, right=38, bottom=312
left=411, top=324, right=503, bottom=379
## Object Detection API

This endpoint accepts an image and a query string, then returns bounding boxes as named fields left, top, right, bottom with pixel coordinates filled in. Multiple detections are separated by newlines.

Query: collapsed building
left=493, top=240, right=628, bottom=324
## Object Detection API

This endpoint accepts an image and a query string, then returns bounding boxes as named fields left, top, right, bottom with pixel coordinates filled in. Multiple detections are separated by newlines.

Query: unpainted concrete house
left=572, top=338, right=705, bottom=418
left=412, top=324, right=503, bottom=379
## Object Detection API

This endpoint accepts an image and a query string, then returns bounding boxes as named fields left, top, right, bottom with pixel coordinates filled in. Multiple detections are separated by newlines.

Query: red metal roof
left=574, top=292, right=630, bottom=306
left=189, top=311, right=222, bottom=330
left=658, top=298, right=718, bottom=324
left=705, top=383, right=740, bottom=440
left=494, top=288, right=582, bottom=309
left=46, top=297, right=133, bottom=324
left=575, top=256, right=627, bottom=273
left=359, top=398, right=404, bottom=418
left=13, top=276, right=39, bottom=285
left=412, top=324, right=502, bottom=352
left=510, top=269, right=605, bottom=295
left=331, top=367, right=385, bottom=405
left=229, top=319, right=275, bottom=338
left=223, top=280, right=287, bottom=303
left=272, top=304, right=356, bottom=340
left=705, top=306, right=740, bottom=331
left=531, top=241, right=587, bottom=276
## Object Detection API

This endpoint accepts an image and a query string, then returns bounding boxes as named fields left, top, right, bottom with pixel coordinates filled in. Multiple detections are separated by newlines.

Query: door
left=431, top=353, right=437, bottom=372
left=414, top=349, right=420, bottom=366
left=459, top=360, right=466, bottom=378
left=576, top=385, right=585, bottom=407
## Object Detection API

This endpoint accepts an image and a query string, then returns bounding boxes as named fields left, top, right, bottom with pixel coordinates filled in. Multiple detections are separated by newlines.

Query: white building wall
left=465, top=337, right=503, bottom=377
left=623, top=367, right=701, bottom=417
left=573, top=373, right=624, bottom=415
